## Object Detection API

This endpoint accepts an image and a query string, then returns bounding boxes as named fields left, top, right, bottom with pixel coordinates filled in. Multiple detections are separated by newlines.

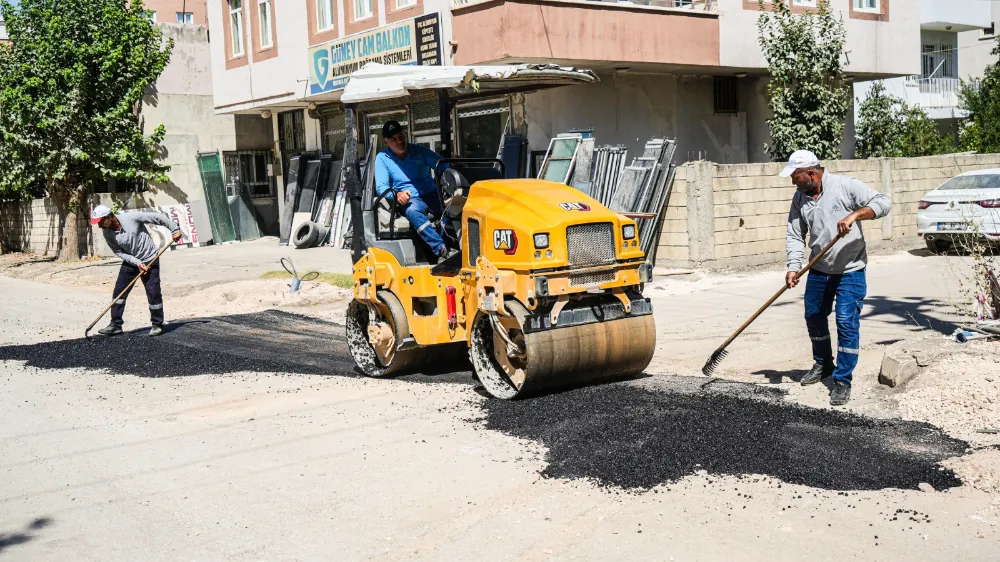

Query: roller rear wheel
left=347, top=291, right=425, bottom=377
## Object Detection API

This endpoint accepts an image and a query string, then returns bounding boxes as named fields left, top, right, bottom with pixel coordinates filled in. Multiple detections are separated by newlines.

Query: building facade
left=205, top=0, right=920, bottom=215
left=854, top=0, right=992, bottom=137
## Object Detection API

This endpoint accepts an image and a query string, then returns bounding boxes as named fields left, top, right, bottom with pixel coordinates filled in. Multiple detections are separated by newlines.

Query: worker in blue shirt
left=374, top=121, right=455, bottom=262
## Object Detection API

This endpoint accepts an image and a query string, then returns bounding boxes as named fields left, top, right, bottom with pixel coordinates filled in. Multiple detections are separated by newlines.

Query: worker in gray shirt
left=782, top=150, right=892, bottom=406
left=90, top=204, right=182, bottom=337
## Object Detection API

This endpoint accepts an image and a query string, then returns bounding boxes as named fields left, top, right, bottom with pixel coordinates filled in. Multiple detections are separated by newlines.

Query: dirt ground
left=1, top=242, right=999, bottom=560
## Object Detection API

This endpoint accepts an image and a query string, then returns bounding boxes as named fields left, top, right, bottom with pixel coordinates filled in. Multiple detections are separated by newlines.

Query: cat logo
left=493, top=229, right=518, bottom=255
left=560, top=202, right=591, bottom=211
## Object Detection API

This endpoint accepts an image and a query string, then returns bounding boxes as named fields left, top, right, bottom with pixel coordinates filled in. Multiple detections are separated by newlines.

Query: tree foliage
left=959, top=37, right=1000, bottom=153
left=0, top=0, right=173, bottom=258
left=757, top=0, right=850, bottom=161
left=855, top=82, right=952, bottom=159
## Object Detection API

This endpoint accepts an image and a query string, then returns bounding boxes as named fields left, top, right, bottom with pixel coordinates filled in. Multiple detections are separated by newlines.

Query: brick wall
left=0, top=198, right=92, bottom=256
left=655, top=154, right=1000, bottom=269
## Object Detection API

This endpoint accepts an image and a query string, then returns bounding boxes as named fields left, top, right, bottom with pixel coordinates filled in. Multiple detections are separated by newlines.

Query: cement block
left=878, top=354, right=919, bottom=388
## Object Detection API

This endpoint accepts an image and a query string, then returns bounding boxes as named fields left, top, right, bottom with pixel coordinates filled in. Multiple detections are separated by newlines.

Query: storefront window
left=456, top=99, right=510, bottom=159
left=365, top=110, right=409, bottom=153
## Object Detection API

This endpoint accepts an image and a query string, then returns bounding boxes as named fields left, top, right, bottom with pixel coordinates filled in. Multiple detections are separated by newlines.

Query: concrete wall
left=524, top=72, right=853, bottom=166
left=0, top=193, right=213, bottom=258
left=717, top=0, right=921, bottom=78
left=143, top=23, right=236, bottom=207
left=656, top=153, right=1000, bottom=269
left=525, top=73, right=751, bottom=165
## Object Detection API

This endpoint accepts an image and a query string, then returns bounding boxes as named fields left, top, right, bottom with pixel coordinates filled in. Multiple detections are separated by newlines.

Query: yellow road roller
left=339, top=63, right=656, bottom=399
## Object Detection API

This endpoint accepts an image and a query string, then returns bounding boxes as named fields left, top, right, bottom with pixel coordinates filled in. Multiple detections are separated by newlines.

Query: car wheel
left=925, top=238, right=952, bottom=254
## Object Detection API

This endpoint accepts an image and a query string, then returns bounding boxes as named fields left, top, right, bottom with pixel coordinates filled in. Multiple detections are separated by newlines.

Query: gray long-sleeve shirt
left=103, top=211, right=180, bottom=267
left=786, top=172, right=892, bottom=275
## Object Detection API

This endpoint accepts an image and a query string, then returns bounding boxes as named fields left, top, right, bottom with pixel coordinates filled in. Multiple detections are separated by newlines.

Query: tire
left=925, top=237, right=952, bottom=254
left=346, top=291, right=417, bottom=377
left=293, top=221, right=320, bottom=249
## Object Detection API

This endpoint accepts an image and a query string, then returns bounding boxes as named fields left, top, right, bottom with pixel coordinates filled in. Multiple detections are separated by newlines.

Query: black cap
left=382, top=121, right=404, bottom=139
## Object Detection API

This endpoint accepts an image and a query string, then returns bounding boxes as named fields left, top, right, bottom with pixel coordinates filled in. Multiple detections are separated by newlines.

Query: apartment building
left=854, top=0, right=991, bottom=138
left=143, top=0, right=209, bottom=24
left=958, top=0, right=1000, bottom=81
left=0, top=15, right=7, bottom=43
left=206, top=0, right=919, bottom=211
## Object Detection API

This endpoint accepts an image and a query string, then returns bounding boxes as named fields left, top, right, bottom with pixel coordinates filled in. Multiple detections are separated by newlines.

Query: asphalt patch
left=0, top=310, right=473, bottom=384
left=481, top=382, right=968, bottom=492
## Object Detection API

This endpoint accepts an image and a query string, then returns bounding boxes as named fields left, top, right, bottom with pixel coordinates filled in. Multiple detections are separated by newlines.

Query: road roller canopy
left=340, top=62, right=599, bottom=108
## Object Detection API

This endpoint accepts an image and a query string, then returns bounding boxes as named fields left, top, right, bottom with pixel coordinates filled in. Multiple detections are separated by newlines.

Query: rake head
left=701, top=347, right=729, bottom=377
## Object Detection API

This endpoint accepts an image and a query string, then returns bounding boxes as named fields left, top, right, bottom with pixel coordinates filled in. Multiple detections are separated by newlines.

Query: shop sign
left=308, top=12, right=442, bottom=96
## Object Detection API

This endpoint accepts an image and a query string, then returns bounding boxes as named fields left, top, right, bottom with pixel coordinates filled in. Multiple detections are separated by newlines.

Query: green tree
left=757, top=0, right=850, bottom=161
left=855, top=82, right=905, bottom=159
left=0, top=0, right=173, bottom=260
left=959, top=37, right=1000, bottom=153
left=855, top=82, right=952, bottom=159
left=898, top=105, right=952, bottom=157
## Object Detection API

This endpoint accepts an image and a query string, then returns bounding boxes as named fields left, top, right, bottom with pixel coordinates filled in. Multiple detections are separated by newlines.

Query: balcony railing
left=452, top=0, right=717, bottom=12
left=902, top=76, right=961, bottom=109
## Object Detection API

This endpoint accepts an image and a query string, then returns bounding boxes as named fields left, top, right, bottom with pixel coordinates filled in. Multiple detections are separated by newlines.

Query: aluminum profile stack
left=603, top=138, right=677, bottom=264
left=588, top=145, right=628, bottom=207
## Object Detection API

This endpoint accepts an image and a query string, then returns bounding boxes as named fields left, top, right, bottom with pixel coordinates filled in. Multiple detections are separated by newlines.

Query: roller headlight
left=622, top=224, right=636, bottom=240
left=533, top=233, right=550, bottom=249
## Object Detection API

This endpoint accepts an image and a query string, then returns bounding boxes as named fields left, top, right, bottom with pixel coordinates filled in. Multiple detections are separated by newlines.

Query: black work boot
left=149, top=324, right=164, bottom=337
left=98, top=323, right=123, bottom=336
left=830, top=381, right=851, bottom=406
left=800, top=361, right=834, bottom=386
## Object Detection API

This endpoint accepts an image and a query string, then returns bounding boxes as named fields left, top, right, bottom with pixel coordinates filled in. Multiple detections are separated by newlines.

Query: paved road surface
left=1, top=252, right=997, bottom=561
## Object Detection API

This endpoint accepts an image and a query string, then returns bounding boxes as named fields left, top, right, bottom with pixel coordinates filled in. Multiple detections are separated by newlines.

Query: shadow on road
left=0, top=517, right=53, bottom=555
left=0, top=310, right=474, bottom=386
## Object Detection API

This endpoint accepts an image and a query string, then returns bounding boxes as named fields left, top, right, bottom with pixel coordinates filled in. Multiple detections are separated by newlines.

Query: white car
left=916, top=169, right=1000, bottom=253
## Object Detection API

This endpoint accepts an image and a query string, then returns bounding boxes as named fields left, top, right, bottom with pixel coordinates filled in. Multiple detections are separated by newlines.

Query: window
left=793, top=0, right=817, bottom=6
left=258, top=0, right=273, bottom=49
left=983, top=23, right=996, bottom=41
left=230, top=0, right=244, bottom=57
left=395, top=0, right=416, bottom=8
left=922, top=42, right=955, bottom=79
left=176, top=12, right=194, bottom=24
left=713, top=77, right=739, bottom=114
left=853, top=0, right=878, bottom=11
left=317, top=0, right=334, bottom=31
left=144, top=10, right=156, bottom=22
left=457, top=100, right=510, bottom=159
left=354, top=0, right=373, bottom=21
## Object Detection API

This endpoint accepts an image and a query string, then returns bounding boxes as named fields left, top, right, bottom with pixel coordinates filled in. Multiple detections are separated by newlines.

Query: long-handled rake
left=85, top=241, right=173, bottom=340
left=702, top=232, right=845, bottom=376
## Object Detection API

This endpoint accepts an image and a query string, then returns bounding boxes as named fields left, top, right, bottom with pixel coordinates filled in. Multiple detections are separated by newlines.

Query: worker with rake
left=783, top=150, right=892, bottom=406
left=90, top=204, right=182, bottom=337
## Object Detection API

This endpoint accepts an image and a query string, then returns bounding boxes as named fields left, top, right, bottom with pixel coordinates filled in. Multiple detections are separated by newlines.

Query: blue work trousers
left=402, top=194, right=446, bottom=255
left=804, top=269, right=867, bottom=385
left=111, top=260, right=164, bottom=327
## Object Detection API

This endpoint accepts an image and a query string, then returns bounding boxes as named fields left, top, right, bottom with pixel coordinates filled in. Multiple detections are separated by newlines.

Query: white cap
left=779, top=150, right=820, bottom=177
left=90, top=204, right=112, bottom=225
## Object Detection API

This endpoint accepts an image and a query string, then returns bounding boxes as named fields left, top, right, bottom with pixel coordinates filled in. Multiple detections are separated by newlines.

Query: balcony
left=921, top=0, right=991, bottom=32
left=453, top=0, right=717, bottom=9
left=902, top=76, right=966, bottom=119
left=450, top=0, right=720, bottom=68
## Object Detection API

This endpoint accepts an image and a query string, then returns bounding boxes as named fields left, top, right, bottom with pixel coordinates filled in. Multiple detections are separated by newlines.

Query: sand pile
left=891, top=340, right=1000, bottom=443
left=171, top=279, right=351, bottom=319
